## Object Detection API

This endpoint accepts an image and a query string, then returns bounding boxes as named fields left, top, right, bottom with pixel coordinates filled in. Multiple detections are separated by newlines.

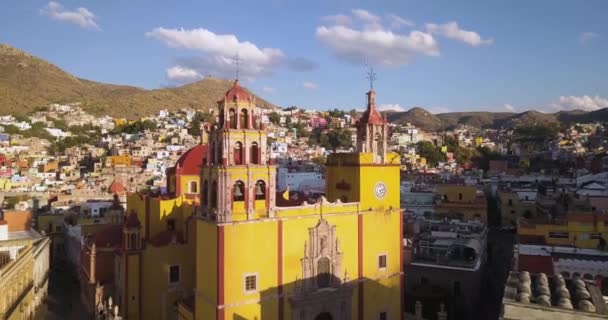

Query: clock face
left=374, top=182, right=387, bottom=199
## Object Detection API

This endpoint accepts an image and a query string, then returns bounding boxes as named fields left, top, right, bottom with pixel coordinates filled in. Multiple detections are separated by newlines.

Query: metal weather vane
left=233, top=53, right=241, bottom=81
left=366, top=65, right=377, bottom=91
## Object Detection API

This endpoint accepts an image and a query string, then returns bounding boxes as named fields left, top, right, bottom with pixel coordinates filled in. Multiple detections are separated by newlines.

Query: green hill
left=0, top=43, right=278, bottom=118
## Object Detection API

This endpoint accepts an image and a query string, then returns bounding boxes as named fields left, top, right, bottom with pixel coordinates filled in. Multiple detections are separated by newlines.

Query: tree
left=416, top=141, right=445, bottom=167
left=269, top=112, right=281, bottom=125
left=188, top=111, right=214, bottom=136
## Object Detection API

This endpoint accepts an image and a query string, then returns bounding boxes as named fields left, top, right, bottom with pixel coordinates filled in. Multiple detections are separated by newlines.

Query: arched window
left=234, top=142, right=244, bottom=165
left=190, top=181, right=198, bottom=193
left=240, top=109, right=248, bottom=129
left=255, top=180, right=266, bottom=200
left=317, top=257, right=331, bottom=288
left=202, top=180, right=208, bottom=204
left=229, top=108, right=237, bottom=129
left=219, top=109, right=225, bottom=127
left=233, top=181, right=245, bottom=201
left=211, top=181, right=218, bottom=207
left=251, top=142, right=259, bottom=164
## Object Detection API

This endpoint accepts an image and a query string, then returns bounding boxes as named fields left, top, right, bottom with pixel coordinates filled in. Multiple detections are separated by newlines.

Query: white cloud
left=377, top=103, right=406, bottom=112
left=147, top=27, right=286, bottom=79
left=316, top=25, right=438, bottom=67
left=262, top=86, right=276, bottom=94
left=316, top=9, right=438, bottom=66
left=40, top=1, right=99, bottom=30
left=166, top=66, right=202, bottom=83
left=504, top=104, right=516, bottom=112
left=426, top=22, right=493, bottom=47
left=579, top=32, right=599, bottom=44
left=303, top=81, right=319, bottom=90
left=351, top=9, right=380, bottom=24
left=551, top=95, right=608, bottom=111
left=386, top=14, right=414, bottom=29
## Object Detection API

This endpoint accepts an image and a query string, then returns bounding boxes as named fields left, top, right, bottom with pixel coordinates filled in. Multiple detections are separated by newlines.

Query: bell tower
left=199, top=80, right=277, bottom=222
left=356, top=67, right=388, bottom=164
left=326, top=69, right=399, bottom=209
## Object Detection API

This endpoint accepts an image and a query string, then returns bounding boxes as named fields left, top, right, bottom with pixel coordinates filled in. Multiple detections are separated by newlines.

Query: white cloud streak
left=40, top=1, right=99, bottom=30
left=386, top=14, right=414, bottom=29
left=552, top=95, right=608, bottom=111
left=579, top=32, right=599, bottom=44
left=166, top=66, right=202, bottom=83
left=303, top=81, right=319, bottom=90
left=377, top=103, right=406, bottom=112
left=426, top=22, right=493, bottom=47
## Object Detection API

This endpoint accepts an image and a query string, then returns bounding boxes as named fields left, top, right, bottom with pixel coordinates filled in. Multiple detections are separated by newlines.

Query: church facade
left=123, top=80, right=403, bottom=320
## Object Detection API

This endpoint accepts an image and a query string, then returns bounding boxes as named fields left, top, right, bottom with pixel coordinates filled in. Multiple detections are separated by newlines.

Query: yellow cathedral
left=122, top=80, right=403, bottom=320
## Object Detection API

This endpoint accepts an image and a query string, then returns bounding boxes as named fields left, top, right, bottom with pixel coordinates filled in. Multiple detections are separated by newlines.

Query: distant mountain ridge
left=0, top=43, right=278, bottom=118
left=386, top=106, right=608, bottom=131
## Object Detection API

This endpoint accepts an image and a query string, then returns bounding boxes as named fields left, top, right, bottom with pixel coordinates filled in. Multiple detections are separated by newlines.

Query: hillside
left=0, top=44, right=278, bottom=118
left=385, top=107, right=444, bottom=131
left=387, top=107, right=608, bottom=131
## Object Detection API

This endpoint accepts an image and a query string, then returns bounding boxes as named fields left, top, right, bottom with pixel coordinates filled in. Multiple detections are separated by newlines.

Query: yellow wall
left=140, top=242, right=195, bottom=320
left=518, top=217, right=608, bottom=248
left=194, top=220, right=218, bottom=320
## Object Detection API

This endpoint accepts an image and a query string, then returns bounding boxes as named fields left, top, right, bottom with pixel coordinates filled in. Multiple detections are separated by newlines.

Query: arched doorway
left=315, top=312, right=333, bottom=320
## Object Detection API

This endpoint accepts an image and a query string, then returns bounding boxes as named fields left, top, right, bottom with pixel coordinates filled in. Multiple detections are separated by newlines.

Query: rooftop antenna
left=233, top=53, right=241, bottom=81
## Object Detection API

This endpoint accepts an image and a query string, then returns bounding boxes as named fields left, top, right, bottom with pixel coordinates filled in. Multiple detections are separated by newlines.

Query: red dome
left=220, top=80, right=251, bottom=102
left=359, top=90, right=386, bottom=125
left=176, top=144, right=208, bottom=175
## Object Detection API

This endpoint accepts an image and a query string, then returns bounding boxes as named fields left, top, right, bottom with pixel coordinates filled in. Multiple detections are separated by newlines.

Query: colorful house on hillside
left=119, top=81, right=404, bottom=320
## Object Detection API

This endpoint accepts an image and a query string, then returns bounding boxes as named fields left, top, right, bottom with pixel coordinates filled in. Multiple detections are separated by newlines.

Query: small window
left=508, top=199, right=513, bottom=206
left=245, top=274, right=257, bottom=293
left=379, top=312, right=387, bottom=320
left=458, top=193, right=463, bottom=201
left=169, top=265, right=180, bottom=284
left=378, top=254, right=387, bottom=269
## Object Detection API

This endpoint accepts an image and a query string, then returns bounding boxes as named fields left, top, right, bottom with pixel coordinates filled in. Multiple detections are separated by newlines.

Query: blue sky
left=1, top=1, right=607, bottom=113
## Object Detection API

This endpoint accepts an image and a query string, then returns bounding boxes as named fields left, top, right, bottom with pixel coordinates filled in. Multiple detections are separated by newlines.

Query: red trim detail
left=244, top=183, right=249, bottom=213
left=145, top=196, right=150, bottom=240
left=399, top=212, right=404, bottom=320
left=217, top=226, right=225, bottom=320
left=278, top=220, right=284, bottom=320
left=358, top=214, right=364, bottom=320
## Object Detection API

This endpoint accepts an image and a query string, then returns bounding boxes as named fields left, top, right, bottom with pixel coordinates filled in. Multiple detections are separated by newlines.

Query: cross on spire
left=233, top=53, right=241, bottom=81
left=366, top=65, right=377, bottom=91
